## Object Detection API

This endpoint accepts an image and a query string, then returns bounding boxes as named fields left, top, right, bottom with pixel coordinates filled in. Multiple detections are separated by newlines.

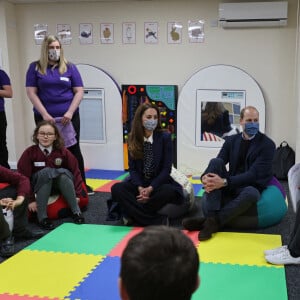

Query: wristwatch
left=223, top=178, right=228, bottom=187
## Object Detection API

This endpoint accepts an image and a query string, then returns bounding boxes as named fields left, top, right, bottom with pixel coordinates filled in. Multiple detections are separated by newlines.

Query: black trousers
left=34, top=112, right=86, bottom=183
left=0, top=186, right=29, bottom=237
left=111, top=181, right=180, bottom=226
left=0, top=111, right=10, bottom=169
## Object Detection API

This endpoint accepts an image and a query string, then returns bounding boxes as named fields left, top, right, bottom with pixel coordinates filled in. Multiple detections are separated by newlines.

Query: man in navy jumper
left=183, top=106, right=275, bottom=241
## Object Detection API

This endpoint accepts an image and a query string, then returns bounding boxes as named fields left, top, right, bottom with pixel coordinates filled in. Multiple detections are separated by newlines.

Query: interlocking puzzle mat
left=85, top=169, right=205, bottom=196
left=0, top=224, right=287, bottom=300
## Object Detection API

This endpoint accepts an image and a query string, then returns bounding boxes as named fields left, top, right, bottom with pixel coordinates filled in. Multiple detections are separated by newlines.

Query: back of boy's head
left=120, top=225, right=200, bottom=300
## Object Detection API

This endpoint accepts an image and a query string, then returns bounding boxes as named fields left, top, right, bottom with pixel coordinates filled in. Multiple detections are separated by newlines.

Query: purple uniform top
left=26, top=62, right=83, bottom=117
left=0, top=69, right=11, bottom=112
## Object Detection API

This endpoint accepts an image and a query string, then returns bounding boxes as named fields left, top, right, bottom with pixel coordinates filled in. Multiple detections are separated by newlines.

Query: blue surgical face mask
left=143, top=119, right=158, bottom=131
left=244, top=122, right=259, bottom=137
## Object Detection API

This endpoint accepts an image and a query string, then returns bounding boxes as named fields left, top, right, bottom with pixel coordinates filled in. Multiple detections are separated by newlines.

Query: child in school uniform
left=17, top=121, right=85, bottom=230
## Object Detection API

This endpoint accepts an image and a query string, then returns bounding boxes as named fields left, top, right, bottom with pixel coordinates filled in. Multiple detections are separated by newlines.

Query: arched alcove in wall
left=77, top=64, right=123, bottom=170
left=177, top=64, right=265, bottom=174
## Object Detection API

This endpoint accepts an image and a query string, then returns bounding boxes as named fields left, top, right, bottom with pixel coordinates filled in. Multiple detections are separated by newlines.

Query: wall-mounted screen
left=195, top=89, right=246, bottom=148
left=80, top=88, right=106, bottom=143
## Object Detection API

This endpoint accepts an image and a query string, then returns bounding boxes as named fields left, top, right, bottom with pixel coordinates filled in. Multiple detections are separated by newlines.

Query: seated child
left=17, top=121, right=85, bottom=230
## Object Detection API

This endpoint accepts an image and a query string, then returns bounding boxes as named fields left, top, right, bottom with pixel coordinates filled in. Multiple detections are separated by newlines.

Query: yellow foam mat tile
left=198, top=231, right=283, bottom=267
left=86, top=178, right=110, bottom=189
left=0, top=249, right=104, bottom=299
left=189, top=178, right=202, bottom=184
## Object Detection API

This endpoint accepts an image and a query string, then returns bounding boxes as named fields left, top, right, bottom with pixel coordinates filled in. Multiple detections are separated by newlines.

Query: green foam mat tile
left=193, top=262, right=287, bottom=300
left=27, top=223, right=132, bottom=255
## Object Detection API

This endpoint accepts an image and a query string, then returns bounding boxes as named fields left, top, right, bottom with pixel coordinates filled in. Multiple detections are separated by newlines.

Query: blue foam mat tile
left=85, top=169, right=127, bottom=180
left=193, top=184, right=204, bottom=195
left=67, top=256, right=121, bottom=300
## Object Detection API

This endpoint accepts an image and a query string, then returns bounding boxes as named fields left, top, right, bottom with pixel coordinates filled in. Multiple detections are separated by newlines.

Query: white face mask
left=48, top=49, right=60, bottom=61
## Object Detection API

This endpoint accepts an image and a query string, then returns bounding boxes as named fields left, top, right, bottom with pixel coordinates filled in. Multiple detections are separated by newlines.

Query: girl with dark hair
left=111, top=103, right=184, bottom=226
left=17, top=121, right=85, bottom=230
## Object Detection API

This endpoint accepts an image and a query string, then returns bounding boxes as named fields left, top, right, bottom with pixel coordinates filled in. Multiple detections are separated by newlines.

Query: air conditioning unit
left=219, top=1, right=288, bottom=28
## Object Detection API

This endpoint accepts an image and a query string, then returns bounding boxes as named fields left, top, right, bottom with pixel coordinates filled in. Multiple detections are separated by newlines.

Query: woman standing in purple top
left=25, top=35, right=93, bottom=195
left=0, top=68, right=13, bottom=169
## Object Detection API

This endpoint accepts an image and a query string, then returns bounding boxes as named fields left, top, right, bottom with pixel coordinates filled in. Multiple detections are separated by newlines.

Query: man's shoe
left=73, top=213, right=85, bottom=224
left=14, top=229, right=46, bottom=239
left=198, top=217, right=219, bottom=241
left=86, top=185, right=94, bottom=196
left=1, top=236, right=14, bottom=257
left=39, top=218, right=54, bottom=230
left=265, top=249, right=300, bottom=265
left=264, top=245, right=288, bottom=256
left=182, top=217, right=206, bottom=231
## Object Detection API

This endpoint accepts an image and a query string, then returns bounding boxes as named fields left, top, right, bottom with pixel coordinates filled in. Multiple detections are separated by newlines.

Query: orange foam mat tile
left=198, top=231, right=283, bottom=267
left=0, top=250, right=104, bottom=299
left=109, top=227, right=200, bottom=257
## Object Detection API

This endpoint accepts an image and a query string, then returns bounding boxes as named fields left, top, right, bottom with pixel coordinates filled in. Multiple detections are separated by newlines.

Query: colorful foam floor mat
left=0, top=223, right=287, bottom=300
left=85, top=168, right=205, bottom=196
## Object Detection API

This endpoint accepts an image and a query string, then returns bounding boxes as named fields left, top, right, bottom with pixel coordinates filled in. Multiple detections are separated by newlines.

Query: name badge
left=60, top=77, right=69, bottom=82
left=34, top=162, right=46, bottom=167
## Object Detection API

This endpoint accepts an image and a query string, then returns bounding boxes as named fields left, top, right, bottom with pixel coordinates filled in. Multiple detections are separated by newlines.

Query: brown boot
left=198, top=217, right=219, bottom=241
left=182, top=217, right=206, bottom=231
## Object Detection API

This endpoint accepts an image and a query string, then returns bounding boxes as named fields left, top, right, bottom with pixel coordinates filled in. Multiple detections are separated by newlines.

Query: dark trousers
left=0, top=210, right=10, bottom=241
left=34, top=112, right=86, bottom=183
left=0, top=111, right=10, bottom=169
left=111, top=181, right=179, bottom=226
left=0, top=186, right=28, bottom=236
left=289, top=203, right=300, bottom=257
left=202, top=158, right=260, bottom=226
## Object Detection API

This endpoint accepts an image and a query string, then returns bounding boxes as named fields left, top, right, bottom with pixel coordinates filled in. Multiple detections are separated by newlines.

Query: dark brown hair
left=128, top=103, right=162, bottom=159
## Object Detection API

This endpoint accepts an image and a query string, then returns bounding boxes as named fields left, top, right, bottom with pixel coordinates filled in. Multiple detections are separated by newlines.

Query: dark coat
left=216, top=132, right=275, bottom=191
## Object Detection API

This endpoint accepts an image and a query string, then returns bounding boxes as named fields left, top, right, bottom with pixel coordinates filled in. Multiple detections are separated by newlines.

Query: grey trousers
left=33, top=168, right=81, bottom=221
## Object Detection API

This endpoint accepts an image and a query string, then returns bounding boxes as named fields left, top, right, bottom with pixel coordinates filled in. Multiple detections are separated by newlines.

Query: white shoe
left=264, top=245, right=287, bottom=256
left=265, top=249, right=300, bottom=265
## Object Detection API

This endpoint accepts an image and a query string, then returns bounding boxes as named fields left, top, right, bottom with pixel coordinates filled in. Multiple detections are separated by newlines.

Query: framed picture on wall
left=34, top=24, right=48, bottom=45
left=188, top=20, right=205, bottom=43
left=57, top=24, right=72, bottom=45
left=122, top=22, right=136, bottom=44
left=79, top=23, right=93, bottom=45
left=100, top=23, right=114, bottom=44
left=167, top=22, right=182, bottom=44
left=144, top=22, right=158, bottom=44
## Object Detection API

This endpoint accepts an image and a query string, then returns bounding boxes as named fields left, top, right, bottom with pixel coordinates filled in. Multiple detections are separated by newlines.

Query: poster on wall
left=79, top=23, right=93, bottom=45
left=167, top=22, right=182, bottom=44
left=34, top=24, right=48, bottom=45
left=100, top=23, right=114, bottom=44
left=121, top=85, right=178, bottom=169
left=122, top=22, right=136, bottom=44
left=188, top=20, right=205, bottom=43
left=57, top=24, right=72, bottom=45
left=144, top=22, right=158, bottom=44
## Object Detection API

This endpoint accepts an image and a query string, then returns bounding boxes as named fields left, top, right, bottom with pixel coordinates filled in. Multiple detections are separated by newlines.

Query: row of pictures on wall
left=34, top=21, right=204, bottom=45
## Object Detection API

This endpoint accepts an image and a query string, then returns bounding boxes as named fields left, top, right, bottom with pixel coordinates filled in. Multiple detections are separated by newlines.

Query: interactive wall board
left=77, top=64, right=123, bottom=170
left=177, top=64, right=265, bottom=174
left=122, top=85, right=178, bottom=169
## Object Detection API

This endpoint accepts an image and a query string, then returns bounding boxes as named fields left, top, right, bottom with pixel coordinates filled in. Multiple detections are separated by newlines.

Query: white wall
left=1, top=0, right=299, bottom=172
